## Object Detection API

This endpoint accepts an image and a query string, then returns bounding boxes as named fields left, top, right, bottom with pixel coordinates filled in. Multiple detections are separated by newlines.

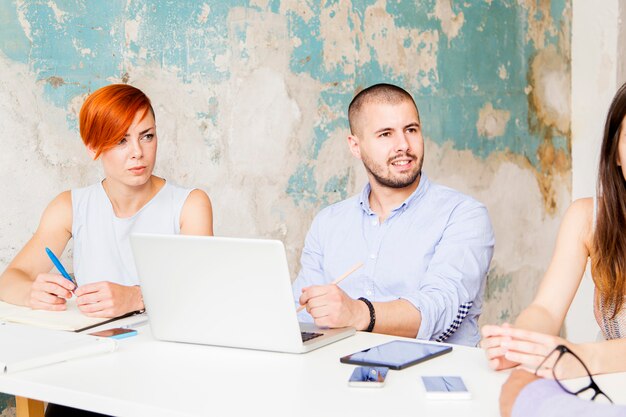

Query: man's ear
left=347, top=134, right=362, bottom=159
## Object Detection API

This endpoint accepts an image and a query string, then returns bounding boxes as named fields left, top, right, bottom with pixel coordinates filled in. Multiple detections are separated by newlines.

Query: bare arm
left=583, top=338, right=626, bottom=374
left=370, top=299, right=421, bottom=337
left=482, top=198, right=593, bottom=369
left=515, top=199, right=593, bottom=332
left=0, top=192, right=74, bottom=307
left=489, top=326, right=626, bottom=376
left=300, top=286, right=421, bottom=337
left=179, top=189, right=213, bottom=236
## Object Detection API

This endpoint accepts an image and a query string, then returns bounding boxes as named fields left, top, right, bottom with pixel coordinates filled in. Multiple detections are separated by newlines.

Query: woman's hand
left=481, top=323, right=520, bottom=370
left=75, top=282, right=143, bottom=318
left=492, top=326, right=588, bottom=379
left=28, top=272, right=76, bottom=310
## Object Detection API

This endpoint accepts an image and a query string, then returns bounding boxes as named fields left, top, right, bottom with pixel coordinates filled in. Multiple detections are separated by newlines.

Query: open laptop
left=130, top=234, right=355, bottom=353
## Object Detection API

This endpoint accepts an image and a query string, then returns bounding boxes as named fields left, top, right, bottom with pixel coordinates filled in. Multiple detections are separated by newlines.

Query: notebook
left=130, top=233, right=356, bottom=353
left=0, top=299, right=139, bottom=332
left=0, top=321, right=117, bottom=373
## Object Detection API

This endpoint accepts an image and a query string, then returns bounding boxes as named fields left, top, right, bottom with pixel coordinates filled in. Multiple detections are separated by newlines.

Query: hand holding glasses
left=535, top=344, right=613, bottom=404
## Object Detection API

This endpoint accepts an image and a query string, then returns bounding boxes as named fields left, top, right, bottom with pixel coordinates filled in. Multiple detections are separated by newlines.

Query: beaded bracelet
left=358, top=297, right=376, bottom=332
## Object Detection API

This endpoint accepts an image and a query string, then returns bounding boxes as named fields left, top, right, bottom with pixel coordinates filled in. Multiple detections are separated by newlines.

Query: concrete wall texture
left=0, top=0, right=571, bottom=412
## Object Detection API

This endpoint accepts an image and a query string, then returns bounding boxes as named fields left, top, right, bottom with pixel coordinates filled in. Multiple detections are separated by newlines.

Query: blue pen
left=45, top=247, right=76, bottom=286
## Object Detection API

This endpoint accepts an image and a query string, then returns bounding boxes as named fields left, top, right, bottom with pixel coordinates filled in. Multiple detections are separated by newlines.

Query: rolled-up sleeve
left=402, top=201, right=494, bottom=342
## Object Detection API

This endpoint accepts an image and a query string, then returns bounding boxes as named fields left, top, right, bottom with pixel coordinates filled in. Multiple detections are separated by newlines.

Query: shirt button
left=371, top=219, right=378, bottom=226
left=369, top=253, right=377, bottom=259
left=366, top=290, right=373, bottom=296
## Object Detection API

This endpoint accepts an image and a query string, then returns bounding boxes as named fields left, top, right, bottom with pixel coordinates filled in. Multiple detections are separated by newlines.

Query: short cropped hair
left=79, top=84, right=154, bottom=158
left=348, top=83, right=419, bottom=136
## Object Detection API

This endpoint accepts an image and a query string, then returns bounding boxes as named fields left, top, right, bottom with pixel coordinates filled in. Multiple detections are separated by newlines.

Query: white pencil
left=296, top=262, right=364, bottom=313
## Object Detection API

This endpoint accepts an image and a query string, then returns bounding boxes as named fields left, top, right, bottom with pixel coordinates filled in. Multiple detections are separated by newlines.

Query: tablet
left=339, top=340, right=452, bottom=370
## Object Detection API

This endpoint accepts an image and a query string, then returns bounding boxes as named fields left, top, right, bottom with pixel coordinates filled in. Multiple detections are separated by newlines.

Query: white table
left=1, top=325, right=625, bottom=417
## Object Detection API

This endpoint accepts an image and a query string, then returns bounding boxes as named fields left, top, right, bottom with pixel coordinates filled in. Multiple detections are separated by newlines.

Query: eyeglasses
left=535, top=344, right=613, bottom=404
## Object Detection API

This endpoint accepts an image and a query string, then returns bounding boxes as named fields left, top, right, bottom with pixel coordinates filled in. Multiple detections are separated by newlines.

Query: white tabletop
left=0, top=325, right=624, bottom=417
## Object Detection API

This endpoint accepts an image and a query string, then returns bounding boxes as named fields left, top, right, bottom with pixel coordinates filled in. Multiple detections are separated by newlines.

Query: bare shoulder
left=564, top=197, right=591, bottom=216
left=180, top=189, right=213, bottom=235
left=185, top=189, right=212, bottom=208
left=563, top=197, right=593, bottom=245
left=565, top=198, right=593, bottom=224
left=48, top=190, right=72, bottom=210
left=38, top=191, right=73, bottom=234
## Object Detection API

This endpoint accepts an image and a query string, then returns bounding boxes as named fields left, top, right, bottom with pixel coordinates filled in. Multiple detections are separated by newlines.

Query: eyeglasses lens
left=553, top=351, right=593, bottom=399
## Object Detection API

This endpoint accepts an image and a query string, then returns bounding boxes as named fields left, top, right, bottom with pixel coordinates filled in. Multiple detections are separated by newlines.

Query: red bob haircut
left=79, top=84, right=154, bottom=159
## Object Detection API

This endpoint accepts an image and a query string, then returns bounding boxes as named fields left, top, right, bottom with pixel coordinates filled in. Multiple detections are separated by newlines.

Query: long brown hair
left=592, top=82, right=626, bottom=318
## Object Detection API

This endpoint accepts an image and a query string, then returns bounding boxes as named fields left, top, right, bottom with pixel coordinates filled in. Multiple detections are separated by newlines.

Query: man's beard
left=362, top=152, right=423, bottom=189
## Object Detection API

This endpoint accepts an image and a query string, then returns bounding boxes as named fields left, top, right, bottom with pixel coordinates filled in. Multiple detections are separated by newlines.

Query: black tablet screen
left=340, top=340, right=452, bottom=370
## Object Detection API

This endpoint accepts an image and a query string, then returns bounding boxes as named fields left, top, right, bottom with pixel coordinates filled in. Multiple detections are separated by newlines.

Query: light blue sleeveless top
left=71, top=181, right=192, bottom=286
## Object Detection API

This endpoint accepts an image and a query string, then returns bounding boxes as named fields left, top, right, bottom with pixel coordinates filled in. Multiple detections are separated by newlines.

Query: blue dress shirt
left=293, top=173, right=494, bottom=346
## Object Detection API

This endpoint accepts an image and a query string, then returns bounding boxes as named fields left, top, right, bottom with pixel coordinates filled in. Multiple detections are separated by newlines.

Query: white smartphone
left=348, top=366, right=389, bottom=388
left=421, top=376, right=471, bottom=399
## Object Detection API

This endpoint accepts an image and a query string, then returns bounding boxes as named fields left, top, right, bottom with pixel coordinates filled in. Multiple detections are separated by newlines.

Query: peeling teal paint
left=386, top=0, right=433, bottom=29
left=0, top=3, right=30, bottom=62
left=499, top=309, right=511, bottom=323
left=485, top=271, right=513, bottom=301
left=266, top=0, right=281, bottom=15
left=551, top=1, right=568, bottom=29
left=286, top=164, right=317, bottom=207
left=309, top=88, right=352, bottom=159
left=0, top=1, right=570, bottom=169
left=288, top=12, right=326, bottom=77
left=322, top=173, right=349, bottom=206
left=0, top=0, right=570, bottom=216
left=31, top=1, right=125, bottom=104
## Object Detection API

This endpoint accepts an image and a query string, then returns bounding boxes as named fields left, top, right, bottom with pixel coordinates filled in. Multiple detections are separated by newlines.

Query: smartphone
left=348, top=366, right=389, bottom=388
left=340, top=340, right=452, bottom=370
left=421, top=376, right=471, bottom=400
left=89, top=328, right=137, bottom=340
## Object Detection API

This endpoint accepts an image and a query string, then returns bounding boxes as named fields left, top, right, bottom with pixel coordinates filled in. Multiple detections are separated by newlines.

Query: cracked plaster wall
left=0, top=1, right=572, bottom=411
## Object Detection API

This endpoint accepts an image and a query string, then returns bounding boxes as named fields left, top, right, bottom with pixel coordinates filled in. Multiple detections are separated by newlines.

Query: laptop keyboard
left=301, top=331, right=323, bottom=342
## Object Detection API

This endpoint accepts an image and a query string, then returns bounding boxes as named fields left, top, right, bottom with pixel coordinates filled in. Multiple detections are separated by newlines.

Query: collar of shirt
left=358, top=172, right=431, bottom=217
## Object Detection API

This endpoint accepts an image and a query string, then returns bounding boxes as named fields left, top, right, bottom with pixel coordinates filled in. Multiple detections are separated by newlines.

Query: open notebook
left=0, top=322, right=117, bottom=373
left=0, top=299, right=139, bottom=332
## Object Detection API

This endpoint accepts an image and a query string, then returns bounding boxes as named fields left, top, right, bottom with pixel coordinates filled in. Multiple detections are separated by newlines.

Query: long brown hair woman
left=481, top=82, right=626, bottom=377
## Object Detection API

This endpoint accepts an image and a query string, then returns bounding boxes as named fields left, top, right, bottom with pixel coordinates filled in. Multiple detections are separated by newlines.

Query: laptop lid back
left=130, top=234, right=305, bottom=353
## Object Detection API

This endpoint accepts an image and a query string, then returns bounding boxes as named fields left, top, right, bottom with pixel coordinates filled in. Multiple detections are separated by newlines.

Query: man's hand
left=299, top=284, right=369, bottom=329
left=500, top=369, right=540, bottom=417
left=75, top=282, right=143, bottom=318
left=28, top=272, right=76, bottom=311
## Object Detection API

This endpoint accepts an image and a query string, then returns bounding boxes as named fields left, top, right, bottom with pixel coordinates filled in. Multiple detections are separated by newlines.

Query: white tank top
left=71, top=181, right=192, bottom=286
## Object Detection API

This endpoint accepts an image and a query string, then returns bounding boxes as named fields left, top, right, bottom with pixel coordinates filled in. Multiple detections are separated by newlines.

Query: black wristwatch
left=358, top=297, right=376, bottom=332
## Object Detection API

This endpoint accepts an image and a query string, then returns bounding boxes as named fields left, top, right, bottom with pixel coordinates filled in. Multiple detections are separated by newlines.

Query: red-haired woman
left=0, top=84, right=213, bottom=318
left=481, top=83, right=626, bottom=378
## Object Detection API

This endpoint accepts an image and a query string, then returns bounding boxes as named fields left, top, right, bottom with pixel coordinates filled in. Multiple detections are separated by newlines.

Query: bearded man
left=293, top=83, right=494, bottom=346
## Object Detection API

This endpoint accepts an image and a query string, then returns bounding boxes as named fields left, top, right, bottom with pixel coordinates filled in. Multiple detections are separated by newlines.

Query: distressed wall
left=0, top=0, right=571, bottom=412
